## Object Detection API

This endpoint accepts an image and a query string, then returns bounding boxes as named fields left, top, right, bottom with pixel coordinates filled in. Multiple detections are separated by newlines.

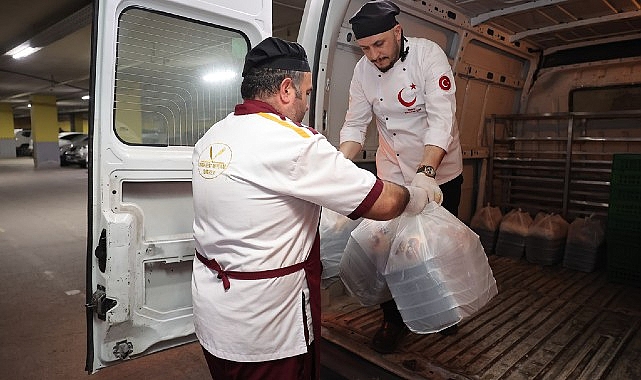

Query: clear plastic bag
left=496, top=208, right=533, bottom=258
left=319, top=208, right=362, bottom=280
left=526, top=212, right=569, bottom=265
left=470, top=204, right=503, bottom=255
left=383, top=203, right=498, bottom=334
left=338, top=218, right=397, bottom=306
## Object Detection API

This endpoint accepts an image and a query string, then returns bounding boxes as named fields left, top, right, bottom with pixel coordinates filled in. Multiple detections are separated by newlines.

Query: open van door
left=85, top=0, right=271, bottom=373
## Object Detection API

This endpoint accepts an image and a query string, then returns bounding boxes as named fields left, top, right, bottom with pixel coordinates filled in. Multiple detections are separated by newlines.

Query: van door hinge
left=113, top=340, right=133, bottom=360
left=85, top=285, right=117, bottom=321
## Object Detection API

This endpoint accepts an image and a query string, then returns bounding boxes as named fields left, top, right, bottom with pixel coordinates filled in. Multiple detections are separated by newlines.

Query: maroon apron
left=195, top=233, right=322, bottom=380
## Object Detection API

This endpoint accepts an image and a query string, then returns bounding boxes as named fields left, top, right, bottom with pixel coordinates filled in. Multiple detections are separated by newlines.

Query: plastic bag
left=470, top=204, right=503, bottom=254
left=566, top=216, right=604, bottom=250
left=319, top=208, right=362, bottom=280
left=384, top=203, right=498, bottom=334
left=495, top=208, right=532, bottom=258
left=563, top=215, right=605, bottom=272
left=525, top=212, right=568, bottom=265
left=338, top=218, right=397, bottom=306
left=470, top=204, right=503, bottom=231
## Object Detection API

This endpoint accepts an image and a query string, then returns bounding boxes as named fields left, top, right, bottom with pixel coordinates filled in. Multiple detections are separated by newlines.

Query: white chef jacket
left=192, top=100, right=383, bottom=362
left=340, top=37, right=463, bottom=186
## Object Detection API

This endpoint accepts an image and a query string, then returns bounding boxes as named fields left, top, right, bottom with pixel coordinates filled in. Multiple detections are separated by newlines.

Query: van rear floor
left=321, top=255, right=641, bottom=379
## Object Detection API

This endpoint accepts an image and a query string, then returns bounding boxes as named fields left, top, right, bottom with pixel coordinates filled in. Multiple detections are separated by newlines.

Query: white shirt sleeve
left=340, top=59, right=372, bottom=146
left=419, top=41, right=457, bottom=150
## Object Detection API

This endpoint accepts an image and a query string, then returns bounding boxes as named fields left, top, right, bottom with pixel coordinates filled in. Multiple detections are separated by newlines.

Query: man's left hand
left=411, top=173, right=443, bottom=205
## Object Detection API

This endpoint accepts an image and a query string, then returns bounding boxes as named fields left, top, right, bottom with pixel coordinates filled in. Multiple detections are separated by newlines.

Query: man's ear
left=279, top=77, right=295, bottom=103
left=394, top=24, right=402, bottom=42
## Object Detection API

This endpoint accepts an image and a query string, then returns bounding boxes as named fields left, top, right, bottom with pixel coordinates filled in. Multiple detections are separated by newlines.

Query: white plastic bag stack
left=563, top=216, right=605, bottom=272
left=383, top=203, right=498, bottom=334
left=470, top=204, right=503, bottom=255
left=338, top=218, right=397, bottom=306
left=319, top=208, right=362, bottom=281
left=526, top=212, right=569, bottom=265
left=495, top=208, right=533, bottom=259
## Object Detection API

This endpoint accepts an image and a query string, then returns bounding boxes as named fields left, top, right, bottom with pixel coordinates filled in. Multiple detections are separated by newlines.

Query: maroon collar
left=234, top=99, right=318, bottom=134
left=234, top=99, right=284, bottom=118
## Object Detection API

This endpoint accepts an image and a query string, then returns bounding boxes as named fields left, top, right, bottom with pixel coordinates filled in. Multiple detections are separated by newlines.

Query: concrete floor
left=0, top=157, right=213, bottom=380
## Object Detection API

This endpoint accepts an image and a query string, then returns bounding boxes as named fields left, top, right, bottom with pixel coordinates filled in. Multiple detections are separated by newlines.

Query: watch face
left=418, top=165, right=436, bottom=177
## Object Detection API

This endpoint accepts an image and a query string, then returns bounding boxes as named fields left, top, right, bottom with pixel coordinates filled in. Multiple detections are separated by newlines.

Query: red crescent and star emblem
left=397, top=83, right=417, bottom=107
left=439, top=75, right=451, bottom=91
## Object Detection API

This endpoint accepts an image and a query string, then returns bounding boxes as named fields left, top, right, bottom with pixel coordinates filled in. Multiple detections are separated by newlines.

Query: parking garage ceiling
left=1, top=0, right=640, bottom=119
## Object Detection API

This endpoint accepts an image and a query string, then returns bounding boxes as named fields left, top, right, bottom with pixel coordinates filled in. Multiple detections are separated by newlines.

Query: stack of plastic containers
left=495, top=208, right=533, bottom=259
left=383, top=203, right=498, bottom=334
left=470, top=204, right=503, bottom=255
left=563, top=216, right=605, bottom=272
left=525, top=212, right=569, bottom=265
left=339, top=218, right=397, bottom=306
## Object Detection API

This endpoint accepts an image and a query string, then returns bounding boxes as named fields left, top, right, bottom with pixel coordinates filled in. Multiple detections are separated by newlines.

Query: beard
left=372, top=38, right=401, bottom=73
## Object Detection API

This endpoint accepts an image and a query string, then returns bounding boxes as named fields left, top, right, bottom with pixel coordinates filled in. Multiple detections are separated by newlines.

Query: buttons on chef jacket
left=380, top=98, right=383, bottom=101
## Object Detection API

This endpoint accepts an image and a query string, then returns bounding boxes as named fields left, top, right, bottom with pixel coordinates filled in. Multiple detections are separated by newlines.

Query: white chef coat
left=192, top=100, right=383, bottom=362
left=340, top=37, right=463, bottom=186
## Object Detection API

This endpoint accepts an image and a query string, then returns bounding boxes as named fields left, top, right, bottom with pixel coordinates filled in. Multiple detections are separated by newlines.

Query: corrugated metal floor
left=321, top=255, right=641, bottom=379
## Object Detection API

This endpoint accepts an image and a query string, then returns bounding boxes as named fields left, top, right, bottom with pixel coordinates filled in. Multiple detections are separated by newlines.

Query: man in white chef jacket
left=192, top=37, right=435, bottom=380
left=339, top=0, right=465, bottom=354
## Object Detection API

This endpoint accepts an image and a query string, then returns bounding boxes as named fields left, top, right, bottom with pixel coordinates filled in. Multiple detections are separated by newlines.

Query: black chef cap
left=349, top=0, right=400, bottom=39
left=242, top=37, right=310, bottom=77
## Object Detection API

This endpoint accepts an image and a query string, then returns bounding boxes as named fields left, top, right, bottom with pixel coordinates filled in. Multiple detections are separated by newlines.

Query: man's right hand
left=404, top=186, right=428, bottom=215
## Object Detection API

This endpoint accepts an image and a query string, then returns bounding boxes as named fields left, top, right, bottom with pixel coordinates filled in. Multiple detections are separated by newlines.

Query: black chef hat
left=349, top=0, right=400, bottom=39
left=242, top=37, right=310, bottom=77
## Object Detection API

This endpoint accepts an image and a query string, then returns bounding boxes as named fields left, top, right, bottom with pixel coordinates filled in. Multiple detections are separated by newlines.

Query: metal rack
left=486, top=111, right=641, bottom=219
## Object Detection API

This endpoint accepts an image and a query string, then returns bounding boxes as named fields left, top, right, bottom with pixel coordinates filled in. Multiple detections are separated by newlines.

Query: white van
left=87, top=1, right=641, bottom=378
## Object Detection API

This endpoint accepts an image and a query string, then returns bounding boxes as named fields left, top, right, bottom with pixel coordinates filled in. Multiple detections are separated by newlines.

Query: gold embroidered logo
left=198, top=143, right=232, bottom=179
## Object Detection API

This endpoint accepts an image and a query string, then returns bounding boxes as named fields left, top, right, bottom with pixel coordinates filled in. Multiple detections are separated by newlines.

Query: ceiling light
left=6, top=44, right=41, bottom=59
left=82, top=95, right=90, bottom=100
left=27, top=104, right=31, bottom=108
left=203, top=69, right=237, bottom=83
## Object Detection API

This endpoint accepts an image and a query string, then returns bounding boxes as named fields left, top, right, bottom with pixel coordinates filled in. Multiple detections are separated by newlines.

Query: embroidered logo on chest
left=397, top=83, right=417, bottom=107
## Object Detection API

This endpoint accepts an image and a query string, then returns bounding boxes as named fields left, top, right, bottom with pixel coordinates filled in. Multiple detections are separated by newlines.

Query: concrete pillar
left=0, top=103, right=16, bottom=158
left=30, top=95, right=59, bottom=168
left=74, top=113, right=88, bottom=133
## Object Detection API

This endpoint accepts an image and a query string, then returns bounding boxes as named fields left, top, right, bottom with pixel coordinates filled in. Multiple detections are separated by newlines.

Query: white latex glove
left=411, top=173, right=443, bottom=205
left=404, top=186, right=429, bottom=215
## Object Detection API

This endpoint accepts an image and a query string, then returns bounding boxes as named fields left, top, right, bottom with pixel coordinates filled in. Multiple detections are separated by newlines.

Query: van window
left=570, top=85, right=641, bottom=112
left=113, top=8, right=249, bottom=146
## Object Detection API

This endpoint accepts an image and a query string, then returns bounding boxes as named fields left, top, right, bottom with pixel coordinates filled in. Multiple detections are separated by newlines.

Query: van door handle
left=322, top=110, right=327, bottom=132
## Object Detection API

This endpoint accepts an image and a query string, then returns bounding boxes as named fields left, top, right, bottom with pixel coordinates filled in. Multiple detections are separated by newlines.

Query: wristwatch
left=416, top=165, right=436, bottom=178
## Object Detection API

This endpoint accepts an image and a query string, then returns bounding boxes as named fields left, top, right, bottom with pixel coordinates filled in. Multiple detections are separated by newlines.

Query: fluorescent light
left=7, top=44, right=41, bottom=59
left=203, top=69, right=237, bottom=83
left=27, top=104, right=31, bottom=108
left=82, top=95, right=90, bottom=100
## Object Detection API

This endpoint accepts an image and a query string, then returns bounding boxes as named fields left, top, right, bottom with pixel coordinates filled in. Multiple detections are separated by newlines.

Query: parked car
left=59, top=133, right=87, bottom=165
left=62, top=135, right=89, bottom=168
left=14, top=129, right=32, bottom=156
